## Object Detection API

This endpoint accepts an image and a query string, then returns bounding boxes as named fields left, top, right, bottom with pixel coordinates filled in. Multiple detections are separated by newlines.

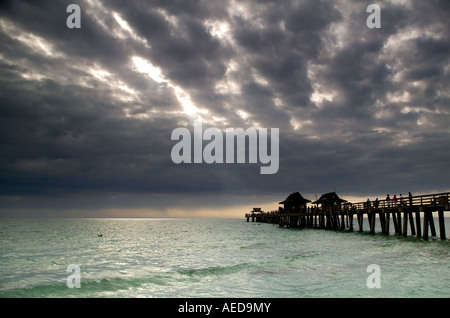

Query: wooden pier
left=245, top=192, right=450, bottom=240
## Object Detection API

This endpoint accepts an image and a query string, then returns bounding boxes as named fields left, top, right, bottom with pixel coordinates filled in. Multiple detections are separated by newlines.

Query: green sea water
left=0, top=218, right=449, bottom=298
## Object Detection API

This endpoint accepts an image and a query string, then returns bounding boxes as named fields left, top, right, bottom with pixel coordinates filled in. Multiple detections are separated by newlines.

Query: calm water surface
left=0, top=218, right=449, bottom=297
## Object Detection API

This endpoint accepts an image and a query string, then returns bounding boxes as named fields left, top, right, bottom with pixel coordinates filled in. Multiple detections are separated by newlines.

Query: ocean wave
left=177, top=262, right=252, bottom=277
left=0, top=274, right=174, bottom=298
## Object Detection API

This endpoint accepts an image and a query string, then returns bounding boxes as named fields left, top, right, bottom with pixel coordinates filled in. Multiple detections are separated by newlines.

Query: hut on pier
left=279, top=192, right=311, bottom=213
left=249, top=207, right=263, bottom=216
left=246, top=207, right=264, bottom=222
left=312, top=192, right=347, bottom=212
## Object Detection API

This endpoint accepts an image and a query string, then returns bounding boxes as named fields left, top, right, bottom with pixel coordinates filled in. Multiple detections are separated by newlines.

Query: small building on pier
left=279, top=192, right=311, bottom=213
left=246, top=207, right=264, bottom=222
left=312, top=192, right=347, bottom=211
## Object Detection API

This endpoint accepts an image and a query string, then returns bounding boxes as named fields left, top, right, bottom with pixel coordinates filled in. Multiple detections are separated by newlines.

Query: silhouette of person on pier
left=393, top=194, right=397, bottom=206
left=409, top=192, right=413, bottom=206
left=386, top=194, right=391, bottom=207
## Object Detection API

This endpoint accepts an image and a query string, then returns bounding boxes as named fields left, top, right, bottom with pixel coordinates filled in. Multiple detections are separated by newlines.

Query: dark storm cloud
left=0, top=0, right=449, bottom=215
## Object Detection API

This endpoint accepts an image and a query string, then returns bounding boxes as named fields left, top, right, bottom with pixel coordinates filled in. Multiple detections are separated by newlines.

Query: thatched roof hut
left=279, top=192, right=311, bottom=213
left=312, top=192, right=347, bottom=208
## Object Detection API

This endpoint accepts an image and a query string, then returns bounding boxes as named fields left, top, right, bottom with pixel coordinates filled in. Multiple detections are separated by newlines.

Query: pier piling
left=408, top=211, right=416, bottom=236
left=402, top=211, right=408, bottom=236
left=438, top=210, right=446, bottom=240
left=384, top=211, right=390, bottom=234
left=415, top=211, right=422, bottom=238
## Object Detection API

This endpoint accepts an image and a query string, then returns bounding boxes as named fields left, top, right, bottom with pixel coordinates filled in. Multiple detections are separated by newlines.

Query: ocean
left=0, top=217, right=449, bottom=298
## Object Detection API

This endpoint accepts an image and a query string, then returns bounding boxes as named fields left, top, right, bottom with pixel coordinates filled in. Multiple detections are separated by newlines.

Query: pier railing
left=351, top=192, right=450, bottom=210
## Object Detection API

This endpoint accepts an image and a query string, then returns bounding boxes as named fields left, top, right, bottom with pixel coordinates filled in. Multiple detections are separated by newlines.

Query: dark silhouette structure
left=312, top=191, right=347, bottom=211
left=245, top=191, right=450, bottom=241
left=279, top=192, right=311, bottom=213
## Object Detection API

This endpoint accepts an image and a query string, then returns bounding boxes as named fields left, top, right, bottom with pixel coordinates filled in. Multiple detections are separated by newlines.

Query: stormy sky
left=1, top=0, right=449, bottom=217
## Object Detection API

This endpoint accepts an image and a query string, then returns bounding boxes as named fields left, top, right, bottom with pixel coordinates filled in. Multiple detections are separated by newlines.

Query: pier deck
left=245, top=192, right=450, bottom=240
